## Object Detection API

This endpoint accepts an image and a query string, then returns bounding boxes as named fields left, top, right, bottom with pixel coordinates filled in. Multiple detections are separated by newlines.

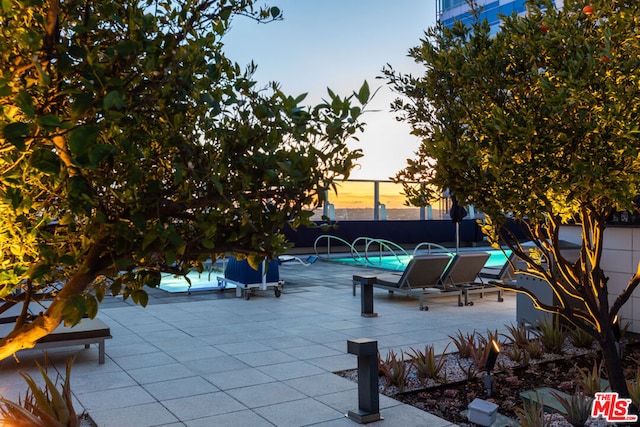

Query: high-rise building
left=437, top=1, right=562, bottom=34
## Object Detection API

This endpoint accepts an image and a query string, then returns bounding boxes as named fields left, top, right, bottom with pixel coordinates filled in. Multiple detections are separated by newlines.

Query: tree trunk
left=600, top=334, right=629, bottom=398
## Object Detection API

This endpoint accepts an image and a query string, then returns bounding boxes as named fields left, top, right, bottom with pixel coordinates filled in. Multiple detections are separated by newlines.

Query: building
left=437, top=0, right=563, bottom=35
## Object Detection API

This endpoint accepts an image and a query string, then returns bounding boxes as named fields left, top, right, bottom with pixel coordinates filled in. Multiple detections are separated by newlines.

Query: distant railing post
left=373, top=181, right=380, bottom=221
left=347, top=338, right=382, bottom=423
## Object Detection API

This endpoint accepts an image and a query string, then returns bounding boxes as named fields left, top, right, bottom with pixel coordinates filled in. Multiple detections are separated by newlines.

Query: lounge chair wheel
left=458, top=302, right=464, bottom=307
left=467, top=301, right=474, bottom=306
left=498, top=297, right=504, bottom=302
left=274, top=288, right=281, bottom=298
left=420, top=306, right=428, bottom=311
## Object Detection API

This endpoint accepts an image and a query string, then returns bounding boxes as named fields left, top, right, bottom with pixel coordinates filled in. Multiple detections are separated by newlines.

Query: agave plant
left=577, top=360, right=608, bottom=397
left=568, top=327, right=596, bottom=349
left=377, top=350, right=409, bottom=392
left=449, top=330, right=476, bottom=359
left=626, top=369, right=640, bottom=409
left=534, top=317, right=567, bottom=355
left=551, top=390, right=593, bottom=427
left=0, top=357, right=81, bottom=427
left=515, top=393, right=550, bottom=427
left=406, top=343, right=449, bottom=384
left=503, top=322, right=532, bottom=349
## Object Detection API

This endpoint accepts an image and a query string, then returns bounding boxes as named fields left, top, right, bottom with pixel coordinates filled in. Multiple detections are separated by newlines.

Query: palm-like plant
left=0, top=357, right=81, bottom=427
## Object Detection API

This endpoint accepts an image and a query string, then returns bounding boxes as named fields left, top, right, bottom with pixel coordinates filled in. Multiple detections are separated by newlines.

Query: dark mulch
left=338, top=341, right=640, bottom=426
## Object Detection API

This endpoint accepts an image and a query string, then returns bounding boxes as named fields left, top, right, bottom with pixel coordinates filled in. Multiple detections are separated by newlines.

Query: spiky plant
left=407, top=344, right=449, bottom=384
left=503, top=322, right=532, bottom=349
left=377, top=350, right=409, bottom=392
left=449, top=330, right=476, bottom=359
left=515, top=394, right=550, bottom=427
left=569, top=327, right=596, bottom=349
left=551, top=391, right=593, bottom=427
left=534, top=317, right=567, bottom=355
left=577, top=360, right=607, bottom=397
left=0, top=357, right=80, bottom=427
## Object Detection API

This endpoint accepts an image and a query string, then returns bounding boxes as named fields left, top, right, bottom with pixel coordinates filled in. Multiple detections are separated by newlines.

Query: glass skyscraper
left=437, top=1, right=562, bottom=34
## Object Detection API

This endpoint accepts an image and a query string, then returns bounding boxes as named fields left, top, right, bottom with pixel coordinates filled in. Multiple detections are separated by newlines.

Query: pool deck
left=0, top=258, right=517, bottom=427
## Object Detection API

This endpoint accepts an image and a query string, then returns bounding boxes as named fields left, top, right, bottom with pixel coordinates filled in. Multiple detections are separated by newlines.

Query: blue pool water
left=159, top=269, right=233, bottom=293
left=330, top=250, right=511, bottom=271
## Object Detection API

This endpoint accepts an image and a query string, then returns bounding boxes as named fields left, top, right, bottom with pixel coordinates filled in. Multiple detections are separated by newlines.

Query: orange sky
left=328, top=181, right=412, bottom=209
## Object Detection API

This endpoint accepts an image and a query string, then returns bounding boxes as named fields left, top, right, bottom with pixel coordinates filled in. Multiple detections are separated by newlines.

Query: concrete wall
left=560, top=225, right=640, bottom=333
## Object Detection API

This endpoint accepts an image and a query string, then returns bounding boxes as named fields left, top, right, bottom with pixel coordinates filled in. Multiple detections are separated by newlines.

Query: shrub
left=569, top=327, right=596, bottom=349
left=551, top=391, right=593, bottom=427
left=577, top=360, right=607, bottom=396
left=378, top=350, right=409, bottom=392
left=0, top=357, right=81, bottom=427
left=534, top=316, right=567, bottom=354
left=503, top=322, right=532, bottom=349
left=515, top=393, right=550, bottom=427
left=449, top=330, right=476, bottom=359
left=526, top=339, right=544, bottom=360
left=406, top=344, right=449, bottom=384
left=626, top=369, right=640, bottom=409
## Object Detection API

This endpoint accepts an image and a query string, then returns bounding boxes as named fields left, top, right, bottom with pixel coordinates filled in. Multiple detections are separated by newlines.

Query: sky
left=222, top=0, right=438, bottom=181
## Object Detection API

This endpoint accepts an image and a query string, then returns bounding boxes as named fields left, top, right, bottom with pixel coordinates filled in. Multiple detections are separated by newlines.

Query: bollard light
left=483, top=339, right=500, bottom=397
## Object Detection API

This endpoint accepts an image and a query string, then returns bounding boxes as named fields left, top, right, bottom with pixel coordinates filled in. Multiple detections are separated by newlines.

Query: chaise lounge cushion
left=37, top=318, right=111, bottom=343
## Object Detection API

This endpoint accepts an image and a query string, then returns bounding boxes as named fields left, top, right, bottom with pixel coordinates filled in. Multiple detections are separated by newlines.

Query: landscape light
left=483, top=339, right=500, bottom=397
left=484, top=339, right=500, bottom=372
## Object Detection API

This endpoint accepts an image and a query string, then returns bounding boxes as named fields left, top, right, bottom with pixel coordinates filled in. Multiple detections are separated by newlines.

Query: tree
left=384, top=0, right=640, bottom=397
left=0, top=0, right=372, bottom=361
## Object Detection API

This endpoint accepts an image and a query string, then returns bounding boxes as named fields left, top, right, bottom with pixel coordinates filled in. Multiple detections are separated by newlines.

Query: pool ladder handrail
left=314, top=235, right=421, bottom=270
left=313, top=235, right=457, bottom=269
left=313, top=235, right=364, bottom=262
left=352, top=237, right=410, bottom=270
left=412, top=242, right=454, bottom=257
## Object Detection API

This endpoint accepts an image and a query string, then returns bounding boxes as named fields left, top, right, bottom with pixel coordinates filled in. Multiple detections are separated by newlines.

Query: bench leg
left=98, top=341, right=105, bottom=364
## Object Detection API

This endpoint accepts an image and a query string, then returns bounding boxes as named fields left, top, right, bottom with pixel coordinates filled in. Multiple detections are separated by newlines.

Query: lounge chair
left=479, top=251, right=516, bottom=284
left=439, top=252, right=504, bottom=306
left=0, top=301, right=111, bottom=364
left=353, top=254, right=461, bottom=311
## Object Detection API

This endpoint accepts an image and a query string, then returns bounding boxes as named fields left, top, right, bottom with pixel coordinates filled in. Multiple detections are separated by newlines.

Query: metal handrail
left=314, top=235, right=458, bottom=270
left=313, top=235, right=363, bottom=261
left=412, top=242, right=453, bottom=256
left=352, top=237, right=410, bottom=270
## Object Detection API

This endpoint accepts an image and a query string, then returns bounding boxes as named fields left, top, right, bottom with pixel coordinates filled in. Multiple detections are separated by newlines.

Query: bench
left=0, top=315, right=112, bottom=364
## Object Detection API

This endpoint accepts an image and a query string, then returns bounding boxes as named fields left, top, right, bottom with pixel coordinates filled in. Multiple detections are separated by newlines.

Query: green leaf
left=30, top=148, right=61, bottom=175
left=27, top=263, right=49, bottom=280
left=17, top=89, right=35, bottom=118
left=131, top=289, right=149, bottom=307
left=0, top=81, right=11, bottom=97
left=103, top=90, right=123, bottom=109
left=37, top=115, right=61, bottom=128
left=114, top=258, right=133, bottom=270
left=270, top=6, right=281, bottom=18
left=70, top=93, right=94, bottom=118
left=3, top=122, right=30, bottom=150
left=68, top=125, right=99, bottom=157
left=88, top=144, right=114, bottom=167
left=357, top=81, right=370, bottom=105
left=85, top=295, right=99, bottom=318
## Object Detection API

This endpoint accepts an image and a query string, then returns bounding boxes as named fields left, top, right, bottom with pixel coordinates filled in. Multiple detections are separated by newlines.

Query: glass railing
left=310, top=179, right=479, bottom=221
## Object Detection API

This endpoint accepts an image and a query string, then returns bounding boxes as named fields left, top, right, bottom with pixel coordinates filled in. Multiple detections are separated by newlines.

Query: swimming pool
left=330, top=249, right=511, bottom=271
left=159, top=269, right=232, bottom=293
